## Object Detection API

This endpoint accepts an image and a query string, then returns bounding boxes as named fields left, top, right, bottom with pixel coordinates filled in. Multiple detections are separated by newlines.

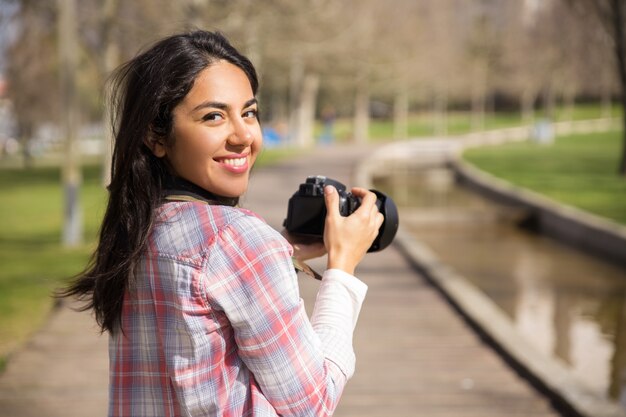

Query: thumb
left=324, top=185, right=339, bottom=218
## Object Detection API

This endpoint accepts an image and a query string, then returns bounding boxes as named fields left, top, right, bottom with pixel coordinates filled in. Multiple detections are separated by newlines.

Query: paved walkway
left=0, top=144, right=563, bottom=417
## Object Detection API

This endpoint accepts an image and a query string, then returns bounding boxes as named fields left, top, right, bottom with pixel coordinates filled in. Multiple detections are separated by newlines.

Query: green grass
left=312, top=103, right=620, bottom=143
left=552, top=102, right=620, bottom=121
left=0, top=164, right=106, bottom=357
left=316, top=112, right=525, bottom=142
left=463, top=130, right=626, bottom=225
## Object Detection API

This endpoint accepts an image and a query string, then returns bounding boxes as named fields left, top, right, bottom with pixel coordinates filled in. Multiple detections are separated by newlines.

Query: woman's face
left=153, top=60, right=262, bottom=198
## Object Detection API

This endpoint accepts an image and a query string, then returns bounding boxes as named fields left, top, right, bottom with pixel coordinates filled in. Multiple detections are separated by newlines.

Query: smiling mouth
left=221, top=157, right=247, bottom=167
left=216, top=155, right=249, bottom=173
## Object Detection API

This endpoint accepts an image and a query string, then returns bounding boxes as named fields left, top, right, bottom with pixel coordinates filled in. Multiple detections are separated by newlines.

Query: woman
left=62, top=30, right=383, bottom=417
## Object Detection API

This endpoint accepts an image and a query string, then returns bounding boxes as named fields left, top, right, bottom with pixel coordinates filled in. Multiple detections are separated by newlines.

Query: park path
left=0, top=143, right=563, bottom=417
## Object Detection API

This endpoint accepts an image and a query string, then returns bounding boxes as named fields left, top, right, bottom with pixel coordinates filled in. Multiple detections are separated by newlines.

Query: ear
left=144, top=134, right=167, bottom=158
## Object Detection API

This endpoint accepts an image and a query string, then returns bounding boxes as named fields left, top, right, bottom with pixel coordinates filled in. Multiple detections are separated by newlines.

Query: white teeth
left=223, top=157, right=246, bottom=167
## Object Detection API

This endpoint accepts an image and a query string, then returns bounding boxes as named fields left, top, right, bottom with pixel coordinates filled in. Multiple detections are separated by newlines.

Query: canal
left=373, top=164, right=626, bottom=407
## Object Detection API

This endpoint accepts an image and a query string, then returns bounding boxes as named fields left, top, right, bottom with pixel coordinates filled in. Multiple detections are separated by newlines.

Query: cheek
left=175, top=131, right=219, bottom=159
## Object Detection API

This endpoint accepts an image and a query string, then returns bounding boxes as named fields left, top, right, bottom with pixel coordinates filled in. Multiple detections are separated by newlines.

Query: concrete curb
left=451, top=159, right=626, bottom=268
left=355, top=133, right=626, bottom=417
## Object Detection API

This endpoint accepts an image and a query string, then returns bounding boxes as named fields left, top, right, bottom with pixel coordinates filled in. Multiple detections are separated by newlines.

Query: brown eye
left=203, top=112, right=224, bottom=122
left=243, top=109, right=258, bottom=119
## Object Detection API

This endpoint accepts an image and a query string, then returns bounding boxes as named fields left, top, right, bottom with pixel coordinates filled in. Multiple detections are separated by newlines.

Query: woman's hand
left=323, top=185, right=385, bottom=275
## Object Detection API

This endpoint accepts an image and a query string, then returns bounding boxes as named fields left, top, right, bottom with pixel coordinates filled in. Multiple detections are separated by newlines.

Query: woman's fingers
left=324, top=185, right=339, bottom=218
left=323, top=187, right=385, bottom=275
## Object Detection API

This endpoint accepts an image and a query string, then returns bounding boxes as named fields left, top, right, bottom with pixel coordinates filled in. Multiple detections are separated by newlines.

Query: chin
left=219, top=186, right=246, bottom=198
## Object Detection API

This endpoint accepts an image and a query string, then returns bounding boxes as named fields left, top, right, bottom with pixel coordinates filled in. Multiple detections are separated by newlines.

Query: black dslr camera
left=283, top=175, right=399, bottom=252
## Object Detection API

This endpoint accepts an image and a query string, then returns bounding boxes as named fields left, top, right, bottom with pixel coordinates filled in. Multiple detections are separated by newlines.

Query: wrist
left=326, top=255, right=355, bottom=275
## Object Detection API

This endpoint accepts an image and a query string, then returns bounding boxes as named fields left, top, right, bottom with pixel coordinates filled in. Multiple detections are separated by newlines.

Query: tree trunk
left=288, top=53, right=304, bottom=146
left=393, top=88, right=408, bottom=140
left=58, top=0, right=82, bottom=246
left=568, top=0, right=626, bottom=175
left=544, top=87, right=556, bottom=120
left=562, top=90, right=575, bottom=124
left=471, top=91, right=485, bottom=132
left=295, top=73, right=319, bottom=148
left=353, top=75, right=369, bottom=144
left=611, top=0, right=626, bottom=175
left=433, top=90, right=448, bottom=137
left=601, top=72, right=613, bottom=119
left=521, top=90, right=536, bottom=126
left=101, top=0, right=119, bottom=187
left=101, top=71, right=115, bottom=187
left=471, top=60, right=486, bottom=132
left=18, top=122, right=33, bottom=169
left=620, top=104, right=626, bottom=176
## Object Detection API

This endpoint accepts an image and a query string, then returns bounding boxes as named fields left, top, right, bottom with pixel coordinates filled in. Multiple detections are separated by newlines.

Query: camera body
left=283, top=175, right=399, bottom=252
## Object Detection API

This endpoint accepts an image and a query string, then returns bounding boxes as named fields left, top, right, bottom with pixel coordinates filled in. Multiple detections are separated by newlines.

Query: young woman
left=62, top=30, right=383, bottom=417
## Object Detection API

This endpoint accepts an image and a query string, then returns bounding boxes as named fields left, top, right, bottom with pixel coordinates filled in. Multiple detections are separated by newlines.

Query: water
left=374, top=166, right=626, bottom=405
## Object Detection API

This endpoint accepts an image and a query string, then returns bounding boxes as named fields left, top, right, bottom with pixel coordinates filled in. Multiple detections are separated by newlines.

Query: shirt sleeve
left=206, top=214, right=366, bottom=417
left=311, top=269, right=368, bottom=378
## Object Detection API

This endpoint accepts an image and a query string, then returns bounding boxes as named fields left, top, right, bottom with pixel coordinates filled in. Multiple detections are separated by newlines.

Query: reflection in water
left=375, top=166, right=626, bottom=404
left=512, top=249, right=555, bottom=359
left=612, top=303, right=626, bottom=404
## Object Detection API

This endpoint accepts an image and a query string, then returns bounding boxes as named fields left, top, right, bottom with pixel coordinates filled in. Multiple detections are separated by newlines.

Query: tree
left=463, top=0, right=508, bottom=132
left=4, top=1, right=59, bottom=168
left=93, top=0, right=120, bottom=186
left=424, top=0, right=465, bottom=137
left=58, top=0, right=82, bottom=246
left=565, top=0, right=626, bottom=175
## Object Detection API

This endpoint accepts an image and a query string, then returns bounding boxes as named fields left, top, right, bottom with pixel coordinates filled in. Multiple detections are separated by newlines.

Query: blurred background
left=0, top=0, right=625, bottom=409
left=0, top=0, right=622, bottom=162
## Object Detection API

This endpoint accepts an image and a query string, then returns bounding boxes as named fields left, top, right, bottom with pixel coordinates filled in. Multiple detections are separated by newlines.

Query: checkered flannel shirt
left=109, top=201, right=365, bottom=416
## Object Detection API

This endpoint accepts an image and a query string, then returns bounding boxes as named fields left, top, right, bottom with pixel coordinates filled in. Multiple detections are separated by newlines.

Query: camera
left=283, top=175, right=399, bottom=252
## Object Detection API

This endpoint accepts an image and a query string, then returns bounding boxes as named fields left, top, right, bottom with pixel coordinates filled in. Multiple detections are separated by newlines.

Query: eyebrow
left=191, top=98, right=257, bottom=113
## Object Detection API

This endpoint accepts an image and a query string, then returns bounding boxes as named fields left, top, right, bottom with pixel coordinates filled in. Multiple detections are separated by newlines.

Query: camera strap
left=163, top=176, right=238, bottom=207
left=292, top=257, right=322, bottom=281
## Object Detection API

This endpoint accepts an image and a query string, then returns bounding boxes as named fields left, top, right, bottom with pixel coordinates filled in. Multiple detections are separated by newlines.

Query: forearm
left=310, top=269, right=368, bottom=379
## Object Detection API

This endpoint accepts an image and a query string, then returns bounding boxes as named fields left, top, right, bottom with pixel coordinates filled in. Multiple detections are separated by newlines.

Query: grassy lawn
left=314, top=104, right=620, bottom=143
left=318, top=111, right=526, bottom=142
left=0, top=164, right=106, bottom=365
left=463, top=129, right=626, bottom=225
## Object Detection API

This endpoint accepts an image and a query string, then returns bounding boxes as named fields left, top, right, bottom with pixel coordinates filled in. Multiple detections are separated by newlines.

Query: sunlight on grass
left=312, top=104, right=618, bottom=143
left=0, top=165, right=105, bottom=357
left=464, top=130, right=626, bottom=225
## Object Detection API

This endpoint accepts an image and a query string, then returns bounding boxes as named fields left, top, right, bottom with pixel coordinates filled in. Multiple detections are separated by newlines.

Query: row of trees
left=1, top=0, right=624, bottom=246
left=2, top=0, right=623, bottom=149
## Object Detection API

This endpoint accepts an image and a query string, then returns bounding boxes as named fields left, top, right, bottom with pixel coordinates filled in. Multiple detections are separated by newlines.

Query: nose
left=227, top=117, right=255, bottom=147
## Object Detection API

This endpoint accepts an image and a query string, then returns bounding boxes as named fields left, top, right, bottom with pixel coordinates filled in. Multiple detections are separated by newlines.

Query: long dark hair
left=60, top=30, right=258, bottom=334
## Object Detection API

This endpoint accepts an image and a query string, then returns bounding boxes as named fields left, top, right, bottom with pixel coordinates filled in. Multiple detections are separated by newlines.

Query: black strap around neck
left=162, top=177, right=238, bottom=207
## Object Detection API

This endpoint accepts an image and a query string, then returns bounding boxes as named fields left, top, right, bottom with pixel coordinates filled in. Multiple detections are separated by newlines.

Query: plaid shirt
left=109, top=201, right=362, bottom=416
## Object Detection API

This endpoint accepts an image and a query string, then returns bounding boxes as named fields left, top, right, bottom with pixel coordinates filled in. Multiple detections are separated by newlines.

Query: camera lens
left=367, top=190, right=399, bottom=252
